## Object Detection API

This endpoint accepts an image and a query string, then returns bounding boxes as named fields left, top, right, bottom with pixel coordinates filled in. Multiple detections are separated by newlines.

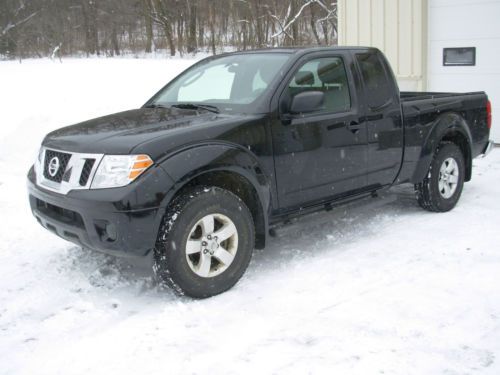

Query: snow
left=1, top=58, right=500, bottom=375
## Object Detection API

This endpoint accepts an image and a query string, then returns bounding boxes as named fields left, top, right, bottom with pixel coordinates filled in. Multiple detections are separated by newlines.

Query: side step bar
left=269, top=191, right=397, bottom=237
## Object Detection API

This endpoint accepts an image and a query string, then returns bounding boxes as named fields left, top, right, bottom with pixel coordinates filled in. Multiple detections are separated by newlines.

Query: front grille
left=43, top=150, right=72, bottom=183
left=79, top=159, right=96, bottom=186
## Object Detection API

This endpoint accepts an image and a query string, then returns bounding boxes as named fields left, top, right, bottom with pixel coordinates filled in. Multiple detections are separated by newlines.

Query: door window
left=285, top=57, right=351, bottom=114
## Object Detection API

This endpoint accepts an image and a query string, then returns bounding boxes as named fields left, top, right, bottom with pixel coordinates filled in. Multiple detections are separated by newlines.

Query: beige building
left=338, top=0, right=500, bottom=141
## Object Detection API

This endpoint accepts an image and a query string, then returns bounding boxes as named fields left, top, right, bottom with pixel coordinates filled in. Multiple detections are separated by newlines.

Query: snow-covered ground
left=0, top=58, right=499, bottom=375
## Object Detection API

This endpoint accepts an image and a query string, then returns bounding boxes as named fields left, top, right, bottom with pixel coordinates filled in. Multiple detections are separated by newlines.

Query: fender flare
left=411, top=112, right=473, bottom=183
left=157, top=142, right=272, bottom=246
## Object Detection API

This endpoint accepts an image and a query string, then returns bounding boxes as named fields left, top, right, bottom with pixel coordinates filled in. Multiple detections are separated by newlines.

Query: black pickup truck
left=28, top=47, right=493, bottom=297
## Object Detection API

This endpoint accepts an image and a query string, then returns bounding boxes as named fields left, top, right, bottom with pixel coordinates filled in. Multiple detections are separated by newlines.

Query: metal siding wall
left=371, top=3, right=384, bottom=50
left=384, top=0, right=399, bottom=72
left=428, top=0, right=500, bottom=141
left=338, top=0, right=427, bottom=91
left=358, top=0, right=372, bottom=46
left=398, top=1, right=412, bottom=77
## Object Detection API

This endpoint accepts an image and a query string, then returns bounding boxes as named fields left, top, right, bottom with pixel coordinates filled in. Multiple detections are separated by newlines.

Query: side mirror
left=290, top=91, right=325, bottom=114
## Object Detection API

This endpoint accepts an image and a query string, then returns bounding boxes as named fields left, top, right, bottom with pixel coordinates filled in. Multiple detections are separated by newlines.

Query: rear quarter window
left=356, top=53, right=392, bottom=109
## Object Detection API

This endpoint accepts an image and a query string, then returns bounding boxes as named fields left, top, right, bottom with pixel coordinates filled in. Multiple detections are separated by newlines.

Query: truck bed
left=397, top=90, right=490, bottom=184
left=400, top=91, right=485, bottom=102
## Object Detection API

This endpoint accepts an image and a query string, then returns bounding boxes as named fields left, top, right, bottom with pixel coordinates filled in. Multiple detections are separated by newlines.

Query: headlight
left=91, top=154, right=153, bottom=189
left=34, top=146, right=44, bottom=175
left=37, top=146, right=44, bottom=163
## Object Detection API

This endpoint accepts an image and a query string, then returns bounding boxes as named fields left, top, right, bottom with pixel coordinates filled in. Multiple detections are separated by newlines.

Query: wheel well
left=441, top=131, right=472, bottom=181
left=178, top=171, right=266, bottom=249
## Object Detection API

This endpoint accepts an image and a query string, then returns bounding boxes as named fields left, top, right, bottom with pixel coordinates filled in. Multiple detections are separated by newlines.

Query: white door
left=428, top=0, right=500, bottom=142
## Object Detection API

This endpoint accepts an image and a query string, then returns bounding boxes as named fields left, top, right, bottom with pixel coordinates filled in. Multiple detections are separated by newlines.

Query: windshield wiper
left=144, top=103, right=168, bottom=109
left=171, top=103, right=219, bottom=114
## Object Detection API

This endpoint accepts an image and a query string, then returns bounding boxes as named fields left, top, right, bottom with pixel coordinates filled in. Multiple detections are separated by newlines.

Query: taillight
left=487, top=100, right=492, bottom=129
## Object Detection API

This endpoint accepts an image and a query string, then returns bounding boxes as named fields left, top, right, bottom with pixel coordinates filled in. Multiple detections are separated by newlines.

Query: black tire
left=414, top=142, right=465, bottom=212
left=153, top=186, right=255, bottom=298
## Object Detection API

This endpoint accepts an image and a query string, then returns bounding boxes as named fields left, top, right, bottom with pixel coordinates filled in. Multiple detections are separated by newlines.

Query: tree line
left=0, top=0, right=338, bottom=59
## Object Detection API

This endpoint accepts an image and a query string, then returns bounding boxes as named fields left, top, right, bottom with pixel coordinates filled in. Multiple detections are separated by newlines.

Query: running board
left=269, top=191, right=396, bottom=237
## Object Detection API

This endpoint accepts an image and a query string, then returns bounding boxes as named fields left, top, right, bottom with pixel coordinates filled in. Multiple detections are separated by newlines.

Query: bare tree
left=151, top=0, right=176, bottom=56
left=144, top=0, right=154, bottom=53
left=0, top=0, right=338, bottom=60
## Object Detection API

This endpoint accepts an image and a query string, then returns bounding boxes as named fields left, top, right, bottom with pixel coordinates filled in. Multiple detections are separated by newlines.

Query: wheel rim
left=438, top=157, right=459, bottom=199
left=185, top=213, right=238, bottom=278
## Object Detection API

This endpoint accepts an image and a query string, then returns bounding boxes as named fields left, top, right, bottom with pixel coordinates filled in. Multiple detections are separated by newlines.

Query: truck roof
left=220, top=46, right=378, bottom=55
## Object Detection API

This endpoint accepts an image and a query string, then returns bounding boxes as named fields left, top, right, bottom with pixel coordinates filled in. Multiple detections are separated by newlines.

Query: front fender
left=158, top=142, right=272, bottom=229
left=411, top=112, right=473, bottom=183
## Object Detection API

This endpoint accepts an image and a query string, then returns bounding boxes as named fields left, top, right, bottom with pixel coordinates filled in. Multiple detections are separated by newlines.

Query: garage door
left=428, top=0, right=500, bottom=142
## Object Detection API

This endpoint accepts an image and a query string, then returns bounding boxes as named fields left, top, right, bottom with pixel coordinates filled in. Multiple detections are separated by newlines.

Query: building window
left=443, top=47, right=476, bottom=66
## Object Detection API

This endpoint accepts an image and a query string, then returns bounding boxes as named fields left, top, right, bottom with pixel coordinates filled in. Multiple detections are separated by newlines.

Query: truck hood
left=42, top=107, right=254, bottom=159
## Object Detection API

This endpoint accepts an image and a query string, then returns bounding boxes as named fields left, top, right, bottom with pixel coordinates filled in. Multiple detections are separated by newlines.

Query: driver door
left=271, top=54, right=368, bottom=210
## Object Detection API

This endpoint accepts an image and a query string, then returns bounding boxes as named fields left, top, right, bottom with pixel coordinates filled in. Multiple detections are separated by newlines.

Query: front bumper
left=27, top=165, right=174, bottom=257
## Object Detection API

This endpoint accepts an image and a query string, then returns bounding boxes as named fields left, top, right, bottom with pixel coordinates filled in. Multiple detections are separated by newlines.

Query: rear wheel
left=414, top=142, right=465, bottom=212
left=153, top=186, right=254, bottom=298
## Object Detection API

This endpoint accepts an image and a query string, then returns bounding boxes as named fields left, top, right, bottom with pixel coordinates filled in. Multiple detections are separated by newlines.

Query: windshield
left=149, top=53, right=291, bottom=113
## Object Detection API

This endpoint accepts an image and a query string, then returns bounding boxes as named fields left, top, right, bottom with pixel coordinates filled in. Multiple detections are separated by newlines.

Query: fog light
left=105, top=223, right=117, bottom=241
left=95, top=220, right=117, bottom=242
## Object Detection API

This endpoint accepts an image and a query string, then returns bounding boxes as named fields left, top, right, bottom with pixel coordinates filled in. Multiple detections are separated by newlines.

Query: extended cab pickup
left=27, top=47, right=494, bottom=297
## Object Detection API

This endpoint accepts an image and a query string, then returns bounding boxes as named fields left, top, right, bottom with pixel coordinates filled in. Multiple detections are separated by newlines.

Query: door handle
left=347, top=120, right=362, bottom=133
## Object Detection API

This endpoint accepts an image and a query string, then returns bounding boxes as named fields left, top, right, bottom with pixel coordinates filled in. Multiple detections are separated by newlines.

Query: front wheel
left=153, top=186, right=255, bottom=298
left=414, top=142, right=465, bottom=212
